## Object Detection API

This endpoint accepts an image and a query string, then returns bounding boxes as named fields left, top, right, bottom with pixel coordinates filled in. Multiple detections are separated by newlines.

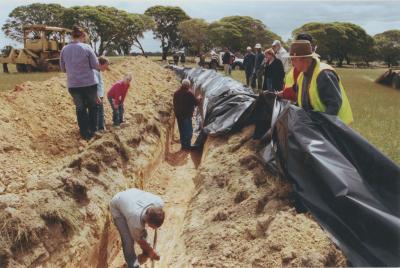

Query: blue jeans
left=177, top=117, right=193, bottom=149
left=68, top=85, right=98, bottom=140
left=108, top=97, right=124, bottom=126
left=97, top=100, right=105, bottom=130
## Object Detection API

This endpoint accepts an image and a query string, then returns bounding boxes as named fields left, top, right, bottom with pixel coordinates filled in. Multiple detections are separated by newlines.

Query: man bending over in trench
left=110, top=188, right=165, bottom=268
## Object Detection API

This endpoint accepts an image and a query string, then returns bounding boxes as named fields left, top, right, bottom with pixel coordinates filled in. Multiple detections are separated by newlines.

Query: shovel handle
left=151, top=229, right=158, bottom=268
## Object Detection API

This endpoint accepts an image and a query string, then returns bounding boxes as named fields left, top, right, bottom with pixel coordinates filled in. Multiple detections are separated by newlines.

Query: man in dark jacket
left=243, top=46, right=255, bottom=86
left=251, top=43, right=264, bottom=93
left=222, top=47, right=231, bottom=75
left=173, top=79, right=202, bottom=150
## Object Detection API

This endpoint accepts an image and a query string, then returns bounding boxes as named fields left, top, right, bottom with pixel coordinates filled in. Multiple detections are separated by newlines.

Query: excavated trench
left=0, top=57, right=346, bottom=268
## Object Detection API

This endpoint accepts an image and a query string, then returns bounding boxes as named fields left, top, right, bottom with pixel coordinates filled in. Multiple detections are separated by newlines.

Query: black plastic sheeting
left=171, top=66, right=257, bottom=135
left=263, top=94, right=400, bottom=267
left=170, top=66, right=400, bottom=266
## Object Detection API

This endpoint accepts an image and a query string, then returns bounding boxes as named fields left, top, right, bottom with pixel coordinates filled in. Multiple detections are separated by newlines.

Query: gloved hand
left=138, top=253, right=149, bottom=264
left=148, top=250, right=160, bottom=261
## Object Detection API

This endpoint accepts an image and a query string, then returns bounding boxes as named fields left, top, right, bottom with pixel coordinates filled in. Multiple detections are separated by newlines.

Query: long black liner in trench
left=169, top=65, right=400, bottom=267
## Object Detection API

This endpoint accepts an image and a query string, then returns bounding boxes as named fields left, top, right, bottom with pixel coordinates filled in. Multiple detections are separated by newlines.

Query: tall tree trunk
left=122, top=45, right=130, bottom=56
left=98, top=40, right=106, bottom=56
left=161, top=38, right=169, bottom=61
left=162, top=46, right=168, bottom=61
left=337, top=55, right=344, bottom=67
left=134, top=37, right=147, bottom=57
left=346, top=56, right=351, bottom=65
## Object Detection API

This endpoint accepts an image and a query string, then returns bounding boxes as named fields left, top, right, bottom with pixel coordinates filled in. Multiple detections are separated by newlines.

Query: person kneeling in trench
left=110, top=188, right=165, bottom=268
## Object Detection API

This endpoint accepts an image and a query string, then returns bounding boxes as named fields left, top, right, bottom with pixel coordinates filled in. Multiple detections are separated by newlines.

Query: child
left=94, top=56, right=110, bottom=132
left=107, top=74, right=132, bottom=128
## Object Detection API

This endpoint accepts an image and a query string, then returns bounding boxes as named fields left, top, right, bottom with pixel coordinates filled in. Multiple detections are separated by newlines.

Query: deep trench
left=105, top=119, right=204, bottom=268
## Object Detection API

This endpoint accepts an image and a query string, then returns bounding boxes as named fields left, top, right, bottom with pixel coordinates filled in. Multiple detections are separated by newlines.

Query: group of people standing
left=243, top=34, right=353, bottom=125
left=243, top=40, right=290, bottom=94
left=60, top=26, right=132, bottom=141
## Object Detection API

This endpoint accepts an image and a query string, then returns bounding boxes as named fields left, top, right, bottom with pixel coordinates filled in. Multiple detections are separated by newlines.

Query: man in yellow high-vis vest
left=289, top=40, right=353, bottom=125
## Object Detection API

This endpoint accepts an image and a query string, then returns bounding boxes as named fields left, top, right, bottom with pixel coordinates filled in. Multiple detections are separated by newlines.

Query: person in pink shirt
left=107, top=74, right=132, bottom=128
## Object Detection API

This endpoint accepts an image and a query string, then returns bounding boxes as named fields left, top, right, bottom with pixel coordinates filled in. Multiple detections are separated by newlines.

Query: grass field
left=0, top=59, right=398, bottom=163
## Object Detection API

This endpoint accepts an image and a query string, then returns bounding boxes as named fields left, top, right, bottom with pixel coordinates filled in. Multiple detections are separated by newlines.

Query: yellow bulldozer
left=0, top=25, right=71, bottom=72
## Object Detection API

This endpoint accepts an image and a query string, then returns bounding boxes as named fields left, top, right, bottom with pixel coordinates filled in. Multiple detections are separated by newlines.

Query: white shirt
left=94, top=70, right=104, bottom=98
left=110, top=188, right=164, bottom=241
left=276, top=47, right=291, bottom=74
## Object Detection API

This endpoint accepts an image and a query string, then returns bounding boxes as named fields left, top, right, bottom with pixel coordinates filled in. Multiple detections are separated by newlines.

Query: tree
left=110, top=12, right=154, bottom=56
left=178, top=18, right=209, bottom=55
left=219, top=16, right=280, bottom=51
left=2, top=3, right=66, bottom=42
left=293, top=22, right=375, bottom=66
left=62, top=6, right=117, bottom=55
left=145, top=6, right=190, bottom=60
left=207, top=21, right=242, bottom=51
left=374, top=30, right=400, bottom=67
left=333, top=22, right=375, bottom=65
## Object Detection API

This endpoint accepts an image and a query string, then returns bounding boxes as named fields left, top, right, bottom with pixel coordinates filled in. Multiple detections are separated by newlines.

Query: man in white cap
left=243, top=46, right=255, bottom=86
left=272, top=40, right=291, bottom=74
left=251, top=43, right=264, bottom=92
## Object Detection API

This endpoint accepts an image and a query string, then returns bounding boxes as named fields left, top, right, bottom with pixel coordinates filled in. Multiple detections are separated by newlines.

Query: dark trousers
left=251, top=71, right=263, bottom=93
left=97, top=99, right=105, bottom=130
left=68, top=85, right=98, bottom=140
left=177, top=117, right=193, bottom=149
left=245, top=71, right=252, bottom=86
left=108, top=97, right=124, bottom=126
left=263, top=78, right=273, bottom=92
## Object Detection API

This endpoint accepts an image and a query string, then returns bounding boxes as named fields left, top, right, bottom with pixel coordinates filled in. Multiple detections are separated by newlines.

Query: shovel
left=151, top=228, right=158, bottom=268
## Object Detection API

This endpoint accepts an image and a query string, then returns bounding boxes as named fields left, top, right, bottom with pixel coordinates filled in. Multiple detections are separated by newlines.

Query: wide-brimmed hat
left=289, top=40, right=313, bottom=58
left=255, top=43, right=262, bottom=49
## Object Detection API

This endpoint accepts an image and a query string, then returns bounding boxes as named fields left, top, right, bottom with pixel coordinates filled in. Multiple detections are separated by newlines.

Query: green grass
left=338, top=68, right=400, bottom=164
left=230, top=68, right=400, bottom=163
left=0, top=64, right=59, bottom=91
left=0, top=56, right=132, bottom=91
left=0, top=59, right=398, bottom=163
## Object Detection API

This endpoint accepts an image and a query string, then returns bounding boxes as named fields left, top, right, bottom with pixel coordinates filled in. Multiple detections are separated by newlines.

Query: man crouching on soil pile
left=110, top=188, right=165, bottom=268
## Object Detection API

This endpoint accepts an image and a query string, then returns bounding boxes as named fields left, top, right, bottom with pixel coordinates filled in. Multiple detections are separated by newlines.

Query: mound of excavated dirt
left=0, top=57, right=180, bottom=267
left=0, top=58, right=346, bottom=268
left=168, top=126, right=346, bottom=267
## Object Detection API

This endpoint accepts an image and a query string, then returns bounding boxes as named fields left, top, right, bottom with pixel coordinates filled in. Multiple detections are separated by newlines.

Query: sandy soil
left=0, top=57, right=346, bottom=268
left=0, top=57, right=180, bottom=267
left=166, top=126, right=346, bottom=268
left=110, top=123, right=200, bottom=268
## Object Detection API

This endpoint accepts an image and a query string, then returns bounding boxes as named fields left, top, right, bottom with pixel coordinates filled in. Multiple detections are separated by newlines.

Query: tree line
left=2, top=3, right=399, bottom=67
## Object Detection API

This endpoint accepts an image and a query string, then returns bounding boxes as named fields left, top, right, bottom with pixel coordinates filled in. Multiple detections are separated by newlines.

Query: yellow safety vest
left=285, top=68, right=295, bottom=88
left=297, top=58, right=353, bottom=125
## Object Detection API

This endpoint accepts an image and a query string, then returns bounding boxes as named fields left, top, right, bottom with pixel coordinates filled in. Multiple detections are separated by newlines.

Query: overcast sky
left=1, top=0, right=399, bottom=52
